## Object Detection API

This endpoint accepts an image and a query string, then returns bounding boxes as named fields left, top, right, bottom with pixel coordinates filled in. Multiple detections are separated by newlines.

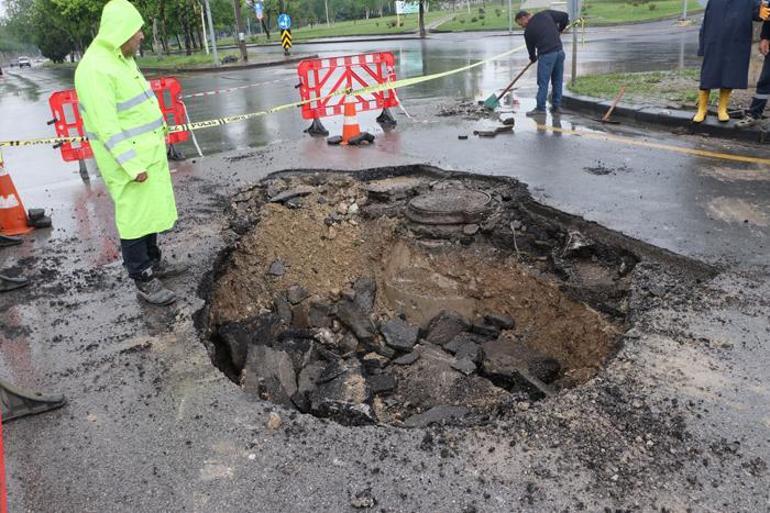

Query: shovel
left=595, top=85, right=626, bottom=124
left=483, top=61, right=534, bottom=111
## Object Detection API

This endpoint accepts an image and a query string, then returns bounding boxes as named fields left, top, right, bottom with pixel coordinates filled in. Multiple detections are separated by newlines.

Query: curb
left=562, top=91, right=768, bottom=144
left=141, top=54, right=317, bottom=74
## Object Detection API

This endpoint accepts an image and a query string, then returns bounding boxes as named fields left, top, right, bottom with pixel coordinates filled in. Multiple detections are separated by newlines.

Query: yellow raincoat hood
left=95, top=0, right=145, bottom=50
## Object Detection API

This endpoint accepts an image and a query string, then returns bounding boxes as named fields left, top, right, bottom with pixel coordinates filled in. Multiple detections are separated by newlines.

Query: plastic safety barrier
left=296, top=52, right=399, bottom=120
left=48, top=77, right=189, bottom=162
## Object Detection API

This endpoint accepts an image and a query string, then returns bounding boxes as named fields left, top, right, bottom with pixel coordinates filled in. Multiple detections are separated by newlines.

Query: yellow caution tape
left=0, top=42, right=529, bottom=147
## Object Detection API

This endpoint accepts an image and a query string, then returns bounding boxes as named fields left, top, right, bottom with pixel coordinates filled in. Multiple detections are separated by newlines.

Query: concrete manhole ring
left=406, top=189, right=492, bottom=225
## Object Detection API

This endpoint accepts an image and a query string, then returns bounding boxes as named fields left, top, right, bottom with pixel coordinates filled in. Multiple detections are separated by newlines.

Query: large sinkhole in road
left=197, top=166, right=644, bottom=428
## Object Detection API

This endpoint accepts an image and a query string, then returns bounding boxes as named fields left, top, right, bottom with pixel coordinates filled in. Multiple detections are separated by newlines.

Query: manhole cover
left=407, top=189, right=492, bottom=225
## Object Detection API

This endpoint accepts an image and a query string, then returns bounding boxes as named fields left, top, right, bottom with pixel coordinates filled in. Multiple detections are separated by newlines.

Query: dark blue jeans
left=748, top=55, right=770, bottom=119
left=120, top=233, right=161, bottom=281
left=536, top=50, right=565, bottom=111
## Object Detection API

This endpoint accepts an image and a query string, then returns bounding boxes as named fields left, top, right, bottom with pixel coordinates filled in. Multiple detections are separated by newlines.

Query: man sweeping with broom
left=515, top=9, right=570, bottom=116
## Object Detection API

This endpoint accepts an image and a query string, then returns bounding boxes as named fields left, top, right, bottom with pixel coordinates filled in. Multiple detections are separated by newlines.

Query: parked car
left=17, top=56, right=31, bottom=68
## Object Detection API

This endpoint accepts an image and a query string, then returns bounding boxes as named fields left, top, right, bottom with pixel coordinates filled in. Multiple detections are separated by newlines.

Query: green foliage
left=1, top=0, right=431, bottom=58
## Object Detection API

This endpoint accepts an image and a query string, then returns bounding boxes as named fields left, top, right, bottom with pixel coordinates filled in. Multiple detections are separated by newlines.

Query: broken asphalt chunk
left=268, top=185, right=314, bottom=204
left=381, top=318, right=419, bottom=352
left=423, top=310, right=469, bottom=346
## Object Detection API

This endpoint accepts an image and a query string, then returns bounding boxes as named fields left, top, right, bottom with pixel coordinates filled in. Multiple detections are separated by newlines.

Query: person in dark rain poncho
left=693, top=0, right=770, bottom=123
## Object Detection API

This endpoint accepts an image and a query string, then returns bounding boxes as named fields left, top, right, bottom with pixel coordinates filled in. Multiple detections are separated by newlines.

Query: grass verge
left=436, top=0, right=703, bottom=31
left=218, top=11, right=446, bottom=45
left=568, top=68, right=700, bottom=106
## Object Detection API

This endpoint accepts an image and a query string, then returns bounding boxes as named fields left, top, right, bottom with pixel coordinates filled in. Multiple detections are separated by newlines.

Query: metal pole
left=203, top=0, right=220, bottom=66
left=681, top=0, right=688, bottom=20
left=571, top=20, right=577, bottom=86
left=508, top=0, right=512, bottom=33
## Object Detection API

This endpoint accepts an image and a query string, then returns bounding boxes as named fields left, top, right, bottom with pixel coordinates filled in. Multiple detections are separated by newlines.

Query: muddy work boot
left=0, top=274, right=28, bottom=293
left=735, top=115, right=760, bottom=129
left=135, top=277, right=177, bottom=305
left=151, top=259, right=189, bottom=279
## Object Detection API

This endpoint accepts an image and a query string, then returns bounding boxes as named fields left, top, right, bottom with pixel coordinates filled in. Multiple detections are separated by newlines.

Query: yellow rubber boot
left=717, top=88, right=732, bottom=122
left=693, top=90, right=710, bottom=123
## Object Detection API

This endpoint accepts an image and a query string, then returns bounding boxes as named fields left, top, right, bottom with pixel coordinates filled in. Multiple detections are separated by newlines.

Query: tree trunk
left=325, top=0, right=331, bottom=26
left=419, top=0, right=426, bottom=38
left=261, top=17, right=271, bottom=40
left=233, top=0, right=249, bottom=61
left=182, top=8, right=192, bottom=56
left=152, top=18, right=161, bottom=54
left=159, top=1, right=170, bottom=54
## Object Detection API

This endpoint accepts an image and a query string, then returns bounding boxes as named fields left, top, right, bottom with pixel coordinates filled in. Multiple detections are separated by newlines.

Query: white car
left=17, top=56, right=31, bottom=68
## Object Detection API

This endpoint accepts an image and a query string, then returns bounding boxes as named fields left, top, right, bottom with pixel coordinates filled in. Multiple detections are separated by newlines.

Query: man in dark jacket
left=737, top=20, right=770, bottom=127
left=516, top=9, right=569, bottom=116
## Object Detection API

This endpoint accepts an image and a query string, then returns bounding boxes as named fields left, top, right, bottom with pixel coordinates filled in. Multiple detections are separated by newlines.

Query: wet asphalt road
left=2, top=20, right=702, bottom=193
left=0, top=20, right=769, bottom=513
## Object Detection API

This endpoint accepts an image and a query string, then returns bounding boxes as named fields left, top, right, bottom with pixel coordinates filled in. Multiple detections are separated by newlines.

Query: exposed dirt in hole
left=197, top=167, right=715, bottom=428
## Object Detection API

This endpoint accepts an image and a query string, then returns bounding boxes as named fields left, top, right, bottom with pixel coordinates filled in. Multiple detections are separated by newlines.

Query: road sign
left=281, top=29, right=293, bottom=51
left=395, top=1, right=419, bottom=14
left=254, top=1, right=263, bottom=20
left=278, top=13, right=292, bottom=30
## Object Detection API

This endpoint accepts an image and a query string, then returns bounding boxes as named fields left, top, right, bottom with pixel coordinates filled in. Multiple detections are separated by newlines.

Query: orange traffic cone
left=340, top=98, right=361, bottom=145
left=0, top=151, right=32, bottom=236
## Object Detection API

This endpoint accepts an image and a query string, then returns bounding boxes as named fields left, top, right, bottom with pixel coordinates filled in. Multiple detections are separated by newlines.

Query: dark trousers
left=120, top=233, right=161, bottom=281
left=748, top=56, right=770, bottom=119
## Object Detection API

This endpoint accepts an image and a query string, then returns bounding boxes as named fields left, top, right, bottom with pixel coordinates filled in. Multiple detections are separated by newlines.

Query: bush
left=649, top=3, right=657, bottom=9
left=479, top=6, right=485, bottom=14
left=481, top=21, right=486, bottom=25
left=470, top=16, right=478, bottom=22
left=495, top=8, right=502, bottom=17
left=479, top=13, right=485, bottom=19
left=460, top=18, right=466, bottom=23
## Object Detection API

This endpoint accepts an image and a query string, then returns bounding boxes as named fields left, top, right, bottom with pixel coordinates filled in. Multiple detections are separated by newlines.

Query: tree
left=418, top=0, right=426, bottom=38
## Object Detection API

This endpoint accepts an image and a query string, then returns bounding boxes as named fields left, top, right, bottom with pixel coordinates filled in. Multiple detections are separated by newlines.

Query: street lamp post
left=203, top=0, right=220, bottom=66
left=681, top=0, right=688, bottom=21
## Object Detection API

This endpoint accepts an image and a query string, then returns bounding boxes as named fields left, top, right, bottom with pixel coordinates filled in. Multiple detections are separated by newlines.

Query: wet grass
left=135, top=51, right=242, bottom=69
left=218, top=11, right=446, bottom=45
left=583, top=0, right=703, bottom=25
left=568, top=68, right=700, bottom=106
left=436, top=0, right=703, bottom=31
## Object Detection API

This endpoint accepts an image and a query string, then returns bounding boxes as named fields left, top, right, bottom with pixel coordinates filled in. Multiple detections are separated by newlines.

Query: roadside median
left=140, top=53, right=317, bottom=74
left=564, top=69, right=769, bottom=143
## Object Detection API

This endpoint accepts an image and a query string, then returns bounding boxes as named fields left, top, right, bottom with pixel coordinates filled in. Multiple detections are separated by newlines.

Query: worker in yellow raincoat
left=75, top=0, right=183, bottom=305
